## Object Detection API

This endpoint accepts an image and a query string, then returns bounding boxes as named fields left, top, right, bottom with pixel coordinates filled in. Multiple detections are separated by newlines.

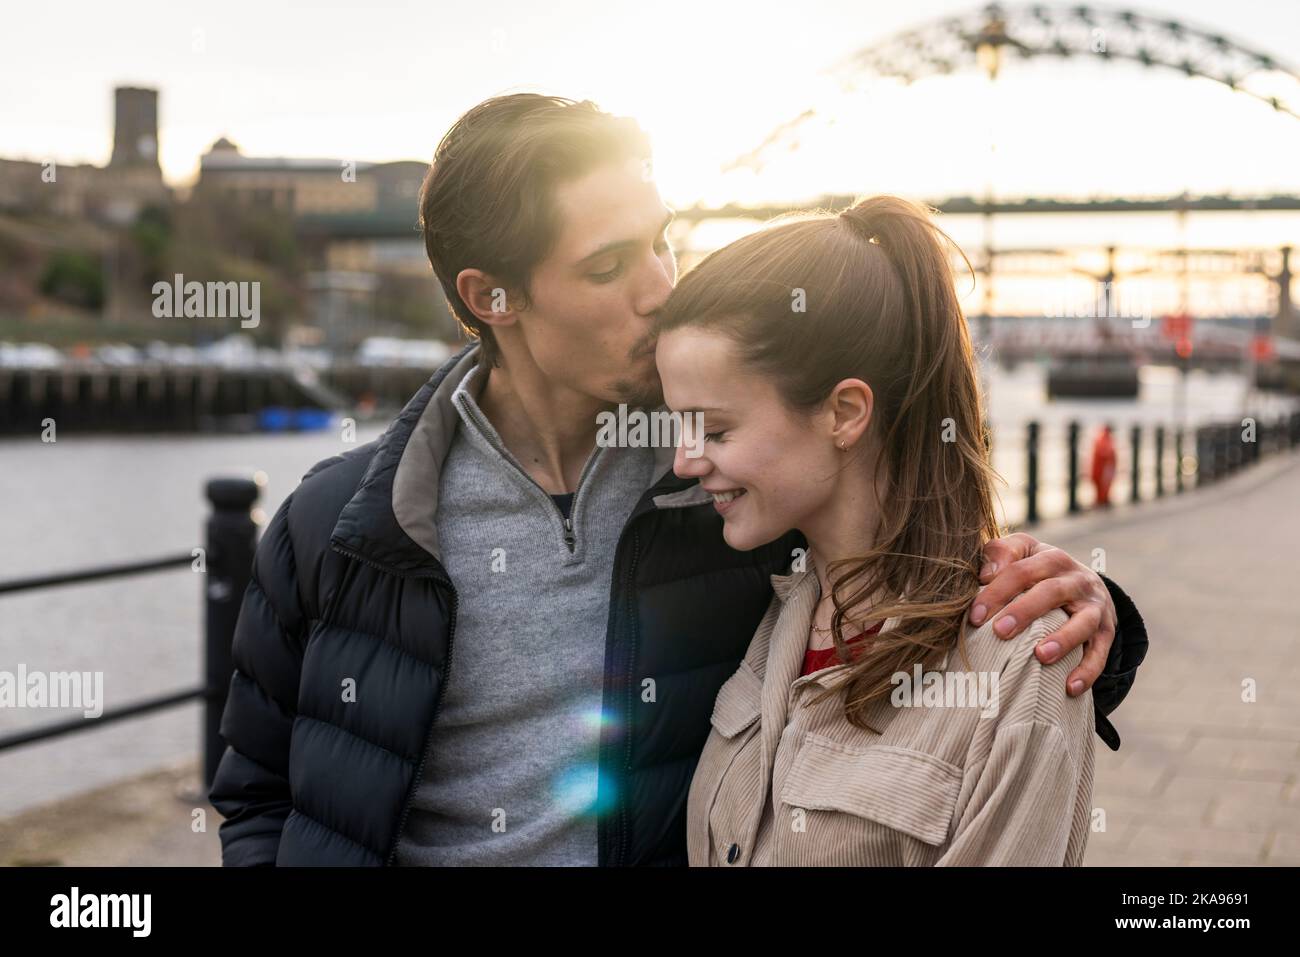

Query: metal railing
left=1021, top=411, right=1300, bottom=525
left=0, top=478, right=261, bottom=790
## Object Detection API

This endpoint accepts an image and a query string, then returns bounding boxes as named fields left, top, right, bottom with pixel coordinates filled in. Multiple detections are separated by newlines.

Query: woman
left=654, top=195, right=1094, bottom=866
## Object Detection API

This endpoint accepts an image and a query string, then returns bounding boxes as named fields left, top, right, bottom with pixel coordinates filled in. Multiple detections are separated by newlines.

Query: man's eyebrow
left=574, top=208, right=676, bottom=267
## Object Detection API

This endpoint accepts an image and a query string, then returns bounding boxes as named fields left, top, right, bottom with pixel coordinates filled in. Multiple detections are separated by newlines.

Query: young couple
left=209, top=93, right=1147, bottom=867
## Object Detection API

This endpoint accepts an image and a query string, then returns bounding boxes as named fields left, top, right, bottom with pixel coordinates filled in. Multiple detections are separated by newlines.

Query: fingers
left=969, top=546, right=1076, bottom=627
left=1033, top=601, right=1101, bottom=664
left=1065, top=622, right=1113, bottom=696
left=977, top=532, right=1042, bottom=582
left=969, top=536, right=1118, bottom=700
left=984, top=573, right=1078, bottom=639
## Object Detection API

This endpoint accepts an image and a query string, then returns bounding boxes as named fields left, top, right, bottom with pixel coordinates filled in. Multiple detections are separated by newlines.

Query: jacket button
left=726, top=843, right=740, bottom=864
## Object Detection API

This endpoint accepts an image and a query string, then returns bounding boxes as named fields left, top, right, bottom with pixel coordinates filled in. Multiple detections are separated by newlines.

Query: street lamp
left=974, top=3, right=1008, bottom=79
left=973, top=10, right=1007, bottom=348
left=976, top=32, right=1004, bottom=81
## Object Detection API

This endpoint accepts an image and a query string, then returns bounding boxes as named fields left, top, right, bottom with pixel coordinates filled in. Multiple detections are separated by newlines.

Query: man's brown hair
left=419, top=93, right=653, bottom=368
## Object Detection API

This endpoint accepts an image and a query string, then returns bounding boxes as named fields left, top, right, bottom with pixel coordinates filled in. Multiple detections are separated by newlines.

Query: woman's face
left=655, top=327, right=842, bottom=552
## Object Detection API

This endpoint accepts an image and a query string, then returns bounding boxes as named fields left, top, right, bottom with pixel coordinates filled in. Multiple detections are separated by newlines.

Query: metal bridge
left=725, top=2, right=1300, bottom=172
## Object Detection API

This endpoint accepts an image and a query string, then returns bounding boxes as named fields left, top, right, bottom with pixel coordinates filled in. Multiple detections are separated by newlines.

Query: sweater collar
left=330, top=341, right=710, bottom=576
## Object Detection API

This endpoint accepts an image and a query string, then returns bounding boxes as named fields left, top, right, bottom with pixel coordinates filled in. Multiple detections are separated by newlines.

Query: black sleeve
left=1090, top=574, right=1149, bottom=752
left=207, top=494, right=306, bottom=866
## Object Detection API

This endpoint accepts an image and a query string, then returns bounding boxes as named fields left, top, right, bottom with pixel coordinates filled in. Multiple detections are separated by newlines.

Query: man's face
left=518, top=155, right=677, bottom=409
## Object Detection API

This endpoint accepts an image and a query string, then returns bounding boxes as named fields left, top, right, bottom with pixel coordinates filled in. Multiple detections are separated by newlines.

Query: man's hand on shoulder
left=967, top=532, right=1116, bottom=699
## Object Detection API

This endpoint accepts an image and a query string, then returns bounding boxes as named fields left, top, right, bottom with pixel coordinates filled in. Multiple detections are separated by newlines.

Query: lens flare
left=552, top=764, right=600, bottom=815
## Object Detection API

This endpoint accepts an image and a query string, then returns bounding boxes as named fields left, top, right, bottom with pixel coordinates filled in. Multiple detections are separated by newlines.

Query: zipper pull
left=563, top=517, right=575, bottom=551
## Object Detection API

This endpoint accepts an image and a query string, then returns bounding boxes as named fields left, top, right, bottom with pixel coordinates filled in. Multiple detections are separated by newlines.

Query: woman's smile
left=706, top=486, right=748, bottom=514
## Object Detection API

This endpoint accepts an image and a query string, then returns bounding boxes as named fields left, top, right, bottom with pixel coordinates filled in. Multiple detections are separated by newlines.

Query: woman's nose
left=673, top=427, right=710, bottom=479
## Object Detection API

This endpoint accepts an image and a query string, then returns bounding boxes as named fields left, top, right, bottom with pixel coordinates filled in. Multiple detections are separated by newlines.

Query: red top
left=801, top=621, right=884, bottom=677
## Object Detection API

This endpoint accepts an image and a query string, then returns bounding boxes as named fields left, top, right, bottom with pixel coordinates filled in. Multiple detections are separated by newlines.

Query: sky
left=3, top=0, right=1300, bottom=208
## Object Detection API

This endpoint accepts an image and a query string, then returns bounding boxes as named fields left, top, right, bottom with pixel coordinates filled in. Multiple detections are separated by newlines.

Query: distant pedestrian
left=1091, top=424, right=1118, bottom=507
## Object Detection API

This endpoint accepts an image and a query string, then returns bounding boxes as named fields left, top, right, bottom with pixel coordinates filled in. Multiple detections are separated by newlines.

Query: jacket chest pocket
left=689, top=661, right=764, bottom=865
left=710, top=661, right=762, bottom=739
left=779, top=735, right=963, bottom=849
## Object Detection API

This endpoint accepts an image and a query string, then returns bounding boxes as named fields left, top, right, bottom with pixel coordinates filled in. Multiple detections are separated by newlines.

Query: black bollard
left=1130, top=424, right=1141, bottom=503
left=1067, top=421, right=1080, bottom=514
left=1226, top=422, right=1241, bottom=473
left=1175, top=428, right=1185, bottom=494
left=1026, top=421, right=1040, bottom=526
left=203, top=477, right=261, bottom=791
left=1154, top=426, right=1165, bottom=498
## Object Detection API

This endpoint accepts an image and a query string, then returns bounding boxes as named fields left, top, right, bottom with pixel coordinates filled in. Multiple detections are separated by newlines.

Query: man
left=208, top=94, right=1147, bottom=866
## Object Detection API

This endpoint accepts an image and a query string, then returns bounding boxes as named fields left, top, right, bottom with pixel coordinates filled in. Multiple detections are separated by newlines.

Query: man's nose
left=637, top=253, right=675, bottom=316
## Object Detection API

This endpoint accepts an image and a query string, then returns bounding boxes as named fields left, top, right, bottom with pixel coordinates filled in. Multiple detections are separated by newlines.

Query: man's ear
left=456, top=268, right=519, bottom=330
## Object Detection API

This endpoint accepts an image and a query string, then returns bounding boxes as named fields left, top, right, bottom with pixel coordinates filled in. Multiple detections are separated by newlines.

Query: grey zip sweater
left=392, top=360, right=658, bottom=865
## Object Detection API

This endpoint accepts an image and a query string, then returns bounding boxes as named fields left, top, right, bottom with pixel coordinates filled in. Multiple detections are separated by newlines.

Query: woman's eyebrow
left=573, top=209, right=676, bottom=267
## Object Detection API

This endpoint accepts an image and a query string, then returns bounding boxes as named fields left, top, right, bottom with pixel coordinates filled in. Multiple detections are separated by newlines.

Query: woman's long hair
left=656, top=195, right=1002, bottom=728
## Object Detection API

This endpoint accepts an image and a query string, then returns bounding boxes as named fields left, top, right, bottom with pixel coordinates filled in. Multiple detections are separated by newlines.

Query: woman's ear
left=830, top=378, right=873, bottom=449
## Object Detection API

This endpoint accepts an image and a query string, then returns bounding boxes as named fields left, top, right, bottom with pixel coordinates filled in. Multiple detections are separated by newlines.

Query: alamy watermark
left=50, top=887, right=150, bottom=937
left=1043, top=281, right=1152, bottom=328
left=595, top=404, right=706, bottom=458
left=0, top=665, right=103, bottom=718
left=890, top=665, right=1000, bottom=718
left=151, top=273, right=260, bottom=328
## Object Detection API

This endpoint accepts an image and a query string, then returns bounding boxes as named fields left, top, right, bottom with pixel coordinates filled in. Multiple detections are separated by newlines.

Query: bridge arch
left=730, top=3, right=1300, bottom=171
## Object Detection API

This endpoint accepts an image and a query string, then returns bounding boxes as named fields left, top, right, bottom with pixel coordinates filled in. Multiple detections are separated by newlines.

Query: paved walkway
left=0, top=760, right=219, bottom=866
left=2, top=451, right=1297, bottom=866
left=1037, top=449, right=1300, bottom=865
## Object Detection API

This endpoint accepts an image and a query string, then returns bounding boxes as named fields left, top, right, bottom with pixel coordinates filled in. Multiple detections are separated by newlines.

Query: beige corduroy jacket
left=686, top=562, right=1095, bottom=866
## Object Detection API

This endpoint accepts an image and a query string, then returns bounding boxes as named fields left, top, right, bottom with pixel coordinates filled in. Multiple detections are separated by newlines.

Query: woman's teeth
left=712, top=489, right=747, bottom=504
